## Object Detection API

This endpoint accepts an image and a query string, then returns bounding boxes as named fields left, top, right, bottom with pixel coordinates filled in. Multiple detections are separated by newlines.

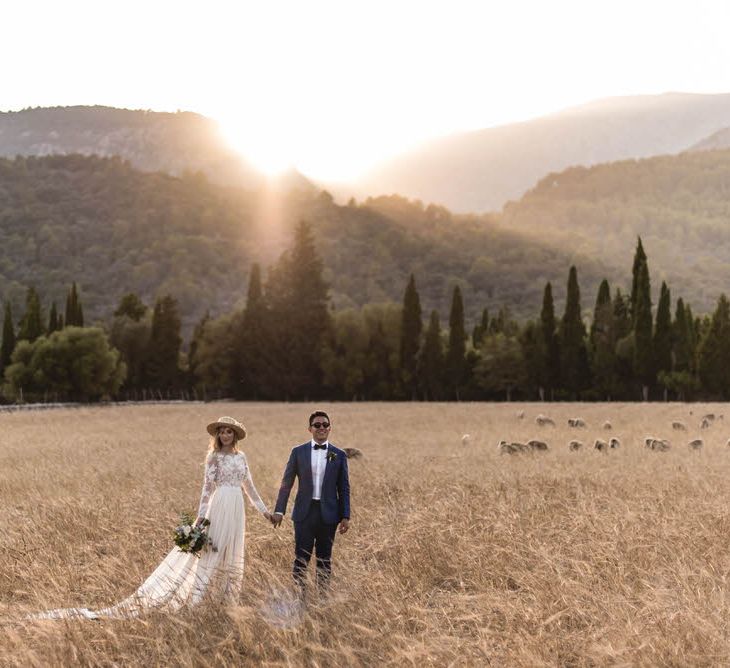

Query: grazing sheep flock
left=486, top=410, right=729, bottom=456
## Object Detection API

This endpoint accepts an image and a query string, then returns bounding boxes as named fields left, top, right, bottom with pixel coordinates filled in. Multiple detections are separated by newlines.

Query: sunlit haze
left=3, top=0, right=730, bottom=181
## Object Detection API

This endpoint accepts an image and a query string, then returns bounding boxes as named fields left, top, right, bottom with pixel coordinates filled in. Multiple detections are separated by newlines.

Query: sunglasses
left=311, top=422, right=330, bottom=429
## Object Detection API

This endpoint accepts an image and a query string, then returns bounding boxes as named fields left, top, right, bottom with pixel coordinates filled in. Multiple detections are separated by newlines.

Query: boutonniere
left=327, top=451, right=337, bottom=463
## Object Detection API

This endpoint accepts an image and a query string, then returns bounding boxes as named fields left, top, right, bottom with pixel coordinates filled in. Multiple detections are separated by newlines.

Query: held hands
left=270, top=512, right=283, bottom=528
left=339, top=518, right=350, bottom=534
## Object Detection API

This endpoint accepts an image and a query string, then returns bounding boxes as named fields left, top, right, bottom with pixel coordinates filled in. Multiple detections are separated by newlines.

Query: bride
left=33, top=416, right=272, bottom=619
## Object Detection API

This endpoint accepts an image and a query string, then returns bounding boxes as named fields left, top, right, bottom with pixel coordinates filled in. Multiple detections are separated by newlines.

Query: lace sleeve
left=241, top=453, right=268, bottom=515
left=197, top=453, right=218, bottom=519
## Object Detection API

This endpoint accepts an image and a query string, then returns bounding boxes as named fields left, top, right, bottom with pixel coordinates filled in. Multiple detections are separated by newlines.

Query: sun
left=218, top=119, right=294, bottom=177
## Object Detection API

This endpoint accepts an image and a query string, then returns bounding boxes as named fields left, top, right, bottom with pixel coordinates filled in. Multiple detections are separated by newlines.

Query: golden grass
left=3, top=402, right=730, bottom=666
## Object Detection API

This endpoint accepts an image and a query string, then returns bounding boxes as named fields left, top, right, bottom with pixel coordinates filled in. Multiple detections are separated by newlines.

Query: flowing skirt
left=31, top=485, right=246, bottom=620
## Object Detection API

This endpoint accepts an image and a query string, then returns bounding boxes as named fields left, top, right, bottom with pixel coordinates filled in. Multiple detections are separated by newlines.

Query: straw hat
left=206, top=416, right=246, bottom=440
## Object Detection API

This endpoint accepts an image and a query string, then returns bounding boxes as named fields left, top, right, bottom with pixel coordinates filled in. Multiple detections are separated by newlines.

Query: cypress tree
left=559, top=266, right=590, bottom=397
left=612, top=288, right=632, bottom=341
left=418, top=310, right=444, bottom=401
left=630, top=236, right=647, bottom=325
left=697, top=294, right=730, bottom=398
left=65, top=283, right=80, bottom=327
left=1, top=302, right=16, bottom=375
left=266, top=221, right=331, bottom=400
left=145, top=295, right=182, bottom=391
left=17, top=287, right=44, bottom=343
left=653, top=282, right=672, bottom=381
left=590, top=279, right=618, bottom=399
left=633, top=259, right=654, bottom=397
left=540, top=282, right=560, bottom=398
left=47, top=302, right=59, bottom=335
left=445, top=285, right=467, bottom=400
left=673, top=298, right=690, bottom=372
left=399, top=274, right=422, bottom=399
left=472, top=308, right=489, bottom=348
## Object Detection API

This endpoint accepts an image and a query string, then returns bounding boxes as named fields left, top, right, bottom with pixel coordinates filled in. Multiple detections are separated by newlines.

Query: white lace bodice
left=197, top=451, right=268, bottom=518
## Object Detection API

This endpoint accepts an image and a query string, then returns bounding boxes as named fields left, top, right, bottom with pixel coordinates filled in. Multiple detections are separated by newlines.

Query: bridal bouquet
left=173, top=512, right=216, bottom=556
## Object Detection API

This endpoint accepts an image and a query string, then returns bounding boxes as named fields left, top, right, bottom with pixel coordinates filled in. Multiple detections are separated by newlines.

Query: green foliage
left=474, top=333, right=527, bottom=401
left=17, top=287, right=44, bottom=343
left=697, top=294, right=730, bottom=398
left=445, top=286, right=467, bottom=399
left=559, top=267, right=590, bottom=396
left=146, top=295, right=182, bottom=390
left=633, top=260, right=654, bottom=390
left=65, top=282, right=84, bottom=327
left=114, top=293, right=147, bottom=322
left=47, top=302, right=60, bottom=335
left=1, top=302, right=15, bottom=375
left=418, top=310, right=445, bottom=401
left=653, top=282, right=672, bottom=378
left=589, top=279, right=620, bottom=399
left=3, top=326, right=125, bottom=401
left=399, top=274, right=422, bottom=399
left=539, top=282, right=560, bottom=395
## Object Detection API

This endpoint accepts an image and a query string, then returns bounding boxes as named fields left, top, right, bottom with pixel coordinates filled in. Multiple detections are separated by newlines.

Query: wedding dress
left=32, top=451, right=269, bottom=620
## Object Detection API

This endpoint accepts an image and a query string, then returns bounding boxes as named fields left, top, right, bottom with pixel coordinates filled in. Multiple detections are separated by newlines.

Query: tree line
left=2, top=228, right=730, bottom=402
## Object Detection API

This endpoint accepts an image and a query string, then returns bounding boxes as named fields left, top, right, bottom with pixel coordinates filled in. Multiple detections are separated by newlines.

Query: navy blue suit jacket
left=275, top=442, right=351, bottom=525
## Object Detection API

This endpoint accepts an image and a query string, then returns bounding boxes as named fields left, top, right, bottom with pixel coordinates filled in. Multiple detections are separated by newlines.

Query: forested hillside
left=0, top=154, right=612, bottom=335
left=501, top=148, right=730, bottom=313
left=0, top=106, right=282, bottom=189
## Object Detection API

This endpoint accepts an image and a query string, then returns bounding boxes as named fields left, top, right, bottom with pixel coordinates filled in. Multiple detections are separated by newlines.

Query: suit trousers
left=293, top=500, right=338, bottom=587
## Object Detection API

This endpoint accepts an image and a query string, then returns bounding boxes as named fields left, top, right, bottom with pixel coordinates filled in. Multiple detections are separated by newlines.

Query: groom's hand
left=272, top=512, right=283, bottom=528
left=339, top=519, right=350, bottom=534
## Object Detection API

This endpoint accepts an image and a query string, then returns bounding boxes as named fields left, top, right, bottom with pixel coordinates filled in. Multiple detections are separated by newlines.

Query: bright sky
left=3, top=1, right=729, bottom=181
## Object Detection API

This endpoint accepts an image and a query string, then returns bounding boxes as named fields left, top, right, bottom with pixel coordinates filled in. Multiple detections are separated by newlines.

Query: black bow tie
left=313, top=443, right=327, bottom=450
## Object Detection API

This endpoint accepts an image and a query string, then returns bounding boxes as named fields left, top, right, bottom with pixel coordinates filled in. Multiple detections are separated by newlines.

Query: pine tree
left=653, top=282, right=672, bottom=382
left=145, top=295, right=182, bottom=391
left=1, top=302, right=16, bottom=374
left=445, top=285, right=467, bottom=400
left=47, top=302, right=59, bottom=334
left=630, top=237, right=647, bottom=325
left=399, top=274, right=422, bottom=399
left=559, top=266, right=590, bottom=397
left=418, top=310, right=444, bottom=400
left=697, top=294, right=730, bottom=398
left=540, top=282, right=560, bottom=399
left=17, top=287, right=44, bottom=343
left=633, top=259, right=654, bottom=397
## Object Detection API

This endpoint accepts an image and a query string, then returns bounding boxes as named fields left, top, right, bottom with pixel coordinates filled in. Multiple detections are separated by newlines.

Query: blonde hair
left=207, top=430, right=241, bottom=455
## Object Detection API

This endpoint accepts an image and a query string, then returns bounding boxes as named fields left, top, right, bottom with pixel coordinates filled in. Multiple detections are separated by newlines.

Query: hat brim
left=207, top=422, right=246, bottom=440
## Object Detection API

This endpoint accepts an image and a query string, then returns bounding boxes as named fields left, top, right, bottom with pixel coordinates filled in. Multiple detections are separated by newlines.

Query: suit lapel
left=321, top=448, right=336, bottom=491
left=300, top=443, right=313, bottom=488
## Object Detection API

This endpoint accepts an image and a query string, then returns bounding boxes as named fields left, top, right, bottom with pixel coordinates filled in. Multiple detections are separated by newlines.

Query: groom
left=272, top=411, right=351, bottom=590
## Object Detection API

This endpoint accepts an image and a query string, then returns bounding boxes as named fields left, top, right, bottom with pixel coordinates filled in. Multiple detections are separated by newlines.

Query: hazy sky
left=3, top=1, right=729, bottom=179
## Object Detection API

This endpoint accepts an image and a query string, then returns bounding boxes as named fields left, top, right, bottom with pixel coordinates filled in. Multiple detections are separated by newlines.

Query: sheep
left=672, top=421, right=687, bottom=431
left=594, top=439, right=609, bottom=452
left=343, top=447, right=363, bottom=459
left=602, top=421, right=612, bottom=430
left=535, top=414, right=556, bottom=427
left=609, top=437, right=621, bottom=449
left=461, top=434, right=471, bottom=446
left=646, top=438, right=671, bottom=452
left=569, top=440, right=583, bottom=451
left=568, top=417, right=587, bottom=428
left=701, top=418, right=712, bottom=430
left=688, top=438, right=703, bottom=451
left=498, top=440, right=528, bottom=455
left=702, top=413, right=717, bottom=422
left=516, top=410, right=525, bottom=420
left=527, top=439, right=549, bottom=452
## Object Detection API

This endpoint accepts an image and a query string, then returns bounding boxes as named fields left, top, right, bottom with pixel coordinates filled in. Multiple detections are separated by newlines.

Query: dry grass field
left=3, top=402, right=730, bottom=666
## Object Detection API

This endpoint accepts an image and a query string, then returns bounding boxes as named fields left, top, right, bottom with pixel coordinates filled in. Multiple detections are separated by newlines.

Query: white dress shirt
left=311, top=439, right=329, bottom=500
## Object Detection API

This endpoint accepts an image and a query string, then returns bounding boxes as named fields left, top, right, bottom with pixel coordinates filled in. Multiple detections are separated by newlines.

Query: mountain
left=0, top=154, right=612, bottom=338
left=0, top=106, right=313, bottom=192
left=499, top=147, right=730, bottom=313
left=688, top=126, right=730, bottom=152
left=353, top=92, right=730, bottom=213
